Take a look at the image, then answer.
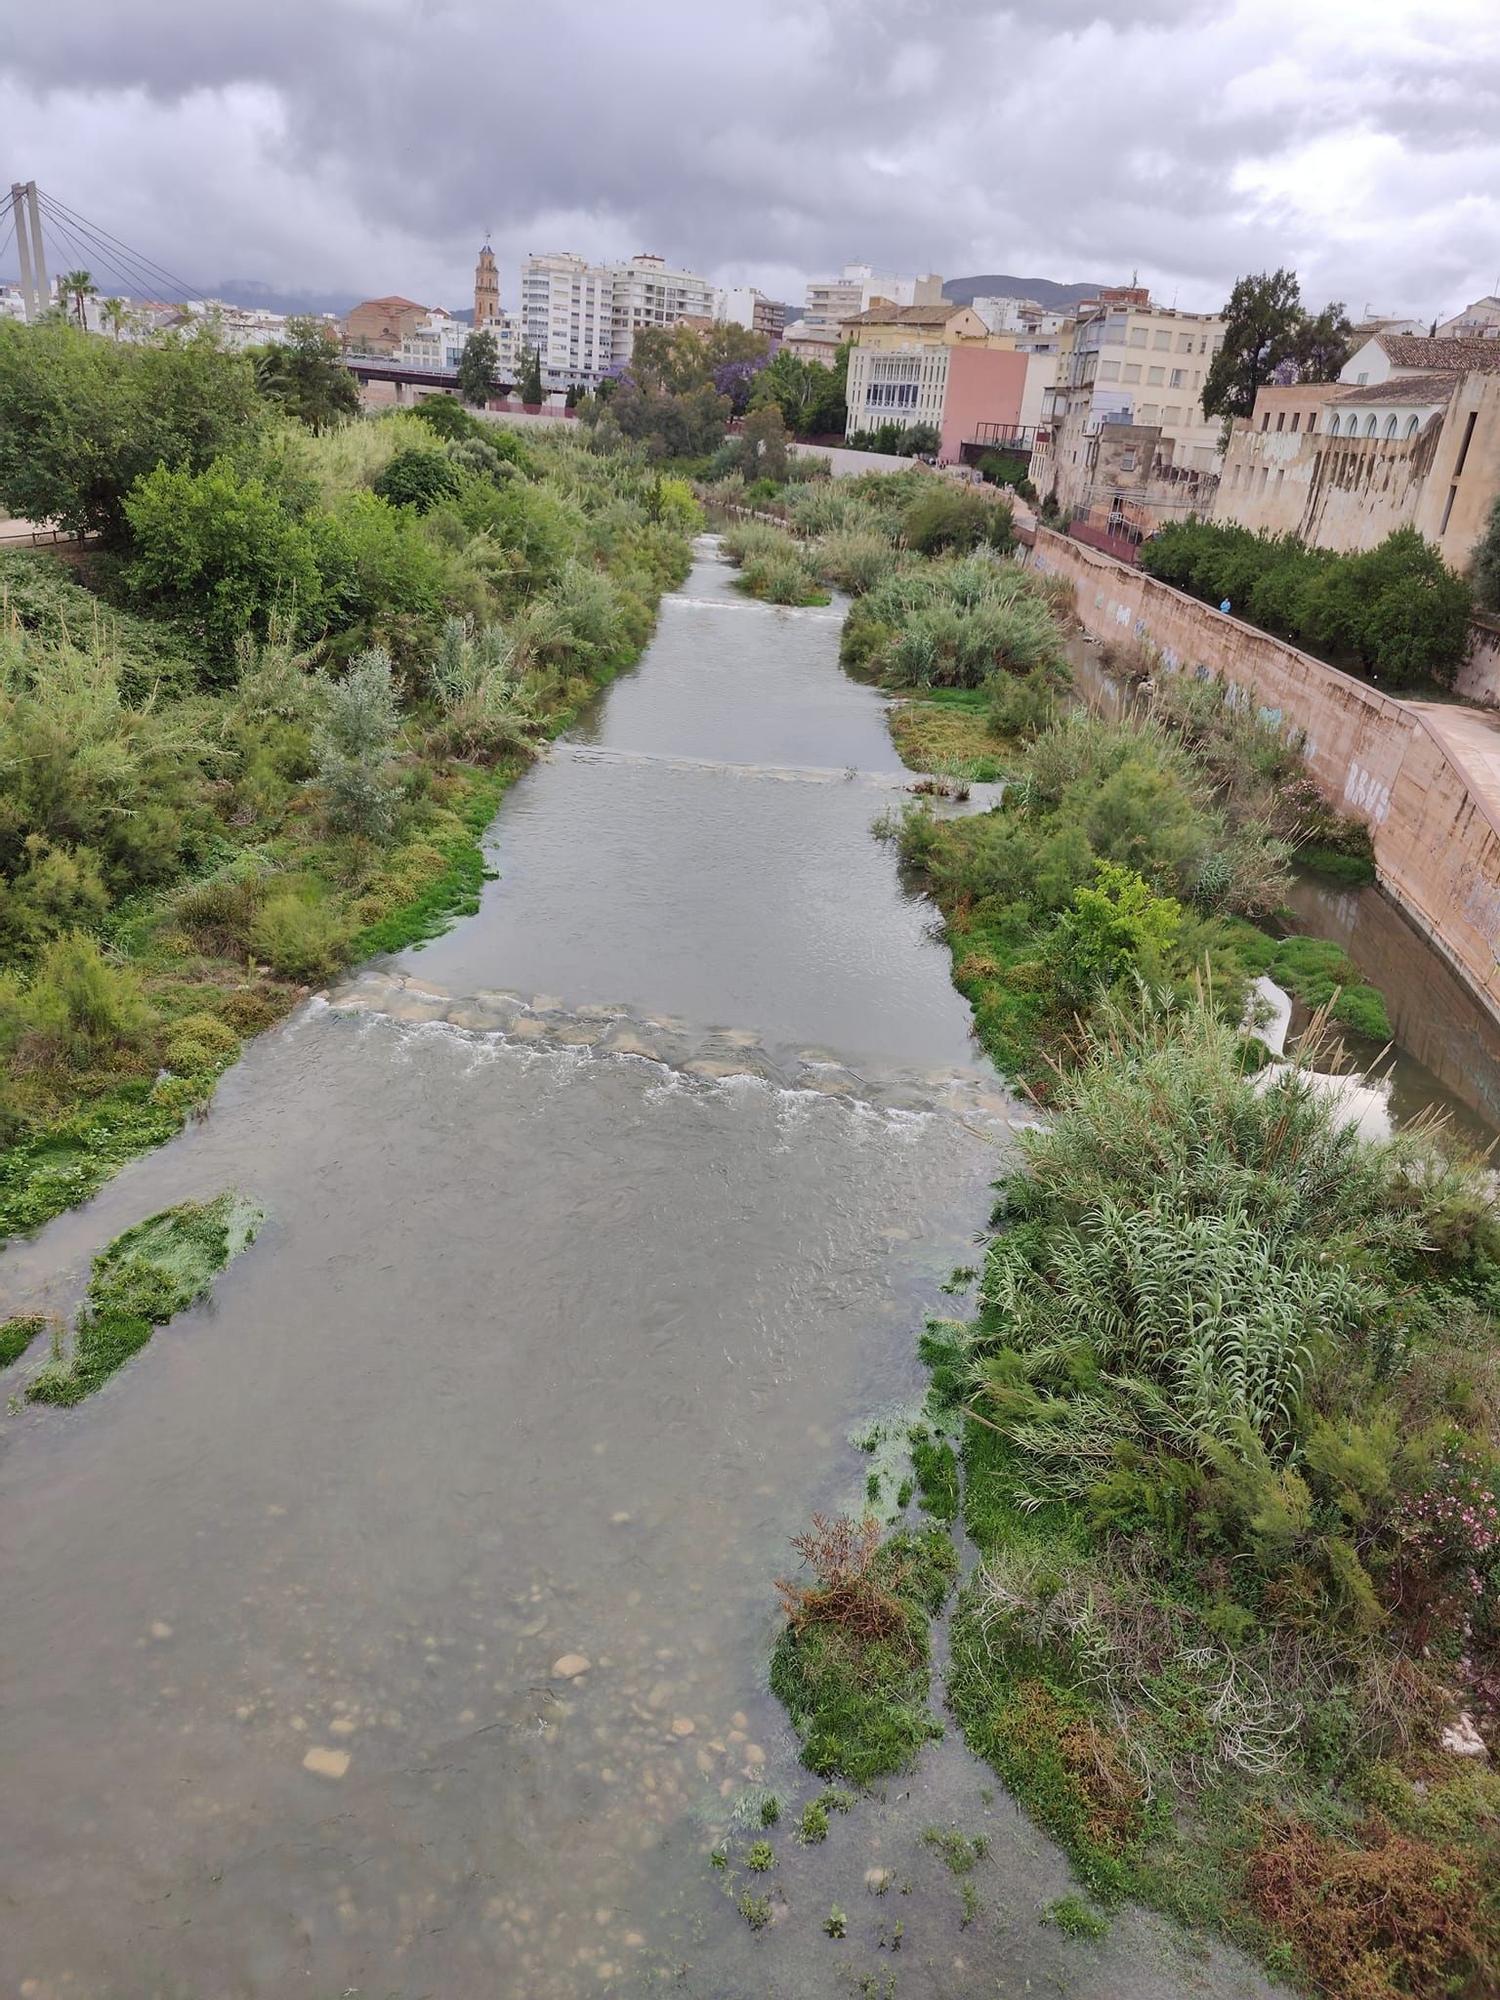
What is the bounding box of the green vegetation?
[759,1794,780,1827]
[738,1891,772,1930]
[25,1191,262,1405]
[823,1905,848,1939]
[1044,1894,1110,1941]
[797,1799,830,1844]
[939,997,1500,1996]
[920,1825,988,1874]
[1201,269,1352,423]
[720,520,830,607]
[1476,493,1500,616]
[771,1516,957,1785]
[745,1840,775,1872]
[0,1313,48,1367]
[1140,519,1472,689]
[0,317,699,1242]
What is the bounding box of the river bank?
[713,491,1500,2000]
[0,421,699,1244]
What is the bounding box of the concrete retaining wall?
[1026,527,1500,1025]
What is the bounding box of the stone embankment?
[1027,526,1500,1027]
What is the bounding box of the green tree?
[516,343,544,406]
[124,458,324,679]
[458,329,500,406]
[1474,495,1500,616]
[738,404,790,481]
[58,269,97,332]
[100,296,128,342]
[0,319,263,541]
[1202,269,1305,422]
[1294,301,1354,384]
[252,317,360,432]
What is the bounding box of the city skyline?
[2,0,1497,326]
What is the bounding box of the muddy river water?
[3,542,1307,1998]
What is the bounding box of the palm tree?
[101,296,128,341]
[58,269,97,331]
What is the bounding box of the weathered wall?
[1459,615,1500,708]
[1026,526,1500,1025]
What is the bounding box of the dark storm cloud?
[2,0,1496,315]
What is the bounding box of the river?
[1,539,1280,1999]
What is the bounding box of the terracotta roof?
[1333,371,1458,406]
[845,302,971,327]
[1376,333,1500,372]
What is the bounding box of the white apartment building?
[713,285,785,339]
[803,263,943,329]
[518,251,714,387]
[971,295,1067,336]
[399,308,517,374]
[1436,295,1500,341]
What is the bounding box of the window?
[1384,415,1398,438]
[1152,329,1171,350]
[1275,411,1286,430]
[1261,412,1270,431]
[1176,332,1193,352]
[1454,409,1479,477]
[1119,449,1137,471]
[1147,365,1165,385]
[1290,411,1301,432]
[1405,415,1420,438]
[1169,367,1186,388]
[1123,362,1142,383]
[1164,405,1181,425]
[1139,403,1159,423]
[1356,371,1369,384]
[1363,415,1377,437]
[1128,326,1148,347]
[1099,359,1120,382]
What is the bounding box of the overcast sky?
[2,0,1497,321]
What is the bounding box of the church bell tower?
[474,240,500,328]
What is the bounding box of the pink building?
[937,346,1028,462]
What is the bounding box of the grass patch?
[1265,933,1391,1040]
[1044,1894,1110,1940]
[25,1190,262,1405]
[888,699,1008,782]
[770,1517,957,1786]
[1299,845,1377,886]
[909,1423,959,1523]
[0,1313,49,1367]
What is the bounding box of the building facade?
[517,251,714,389]
[343,295,431,355]
[1436,296,1500,342]
[1028,287,1227,527]
[1212,353,1500,571]
[714,285,785,339]
[803,263,943,330]
[842,302,1028,459]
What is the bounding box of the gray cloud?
[2,0,1496,318]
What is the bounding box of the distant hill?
[944,273,1104,312]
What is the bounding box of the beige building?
[1437,295,1500,342]
[1212,337,1500,572]
[343,295,430,355]
[1029,286,1227,524]
[841,302,1001,436]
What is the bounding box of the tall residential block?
[519,250,714,389]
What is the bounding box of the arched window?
[1384,415,1398,438]
[1405,415,1420,438]
[1363,414,1378,437]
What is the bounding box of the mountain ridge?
[943,272,1104,312]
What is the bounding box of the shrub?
[903,484,1010,556]
[315,646,401,839]
[247,893,348,982]
[10,932,153,1069]
[372,445,460,513]
[1141,520,1472,687]
[813,528,893,595]
[124,458,325,680]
